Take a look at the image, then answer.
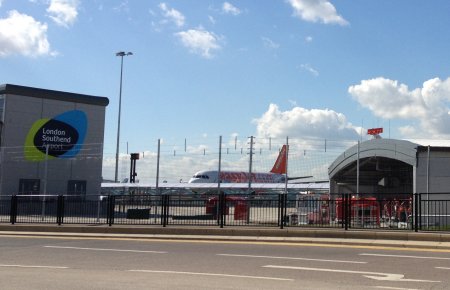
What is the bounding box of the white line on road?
[217,253,366,264]
[360,253,450,260]
[436,267,450,270]
[0,264,68,269]
[128,270,294,281]
[373,286,419,290]
[44,245,167,254]
[262,265,440,283]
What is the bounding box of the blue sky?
[1,1,450,181]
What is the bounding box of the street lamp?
[114,51,133,183]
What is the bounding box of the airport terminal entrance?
[330,156,413,194]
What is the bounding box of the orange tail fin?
[270,145,288,174]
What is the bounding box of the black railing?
[0,193,449,231]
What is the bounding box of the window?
[67,180,87,196]
[18,179,40,195]
[194,174,209,179]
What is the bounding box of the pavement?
[1,224,450,250]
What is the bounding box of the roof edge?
[328,138,419,179]
[0,84,109,107]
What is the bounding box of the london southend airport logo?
[24,110,87,161]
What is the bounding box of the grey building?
[328,138,450,225]
[0,84,109,196]
[328,138,450,194]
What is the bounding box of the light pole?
[114,51,133,183]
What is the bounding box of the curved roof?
[328,138,418,179]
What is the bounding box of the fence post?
[418,193,422,231]
[414,193,419,232]
[56,195,60,226]
[10,195,17,225]
[161,195,165,226]
[277,193,281,227]
[106,195,111,226]
[340,194,344,229]
[344,194,349,231]
[348,193,352,229]
[162,195,169,227]
[284,193,288,227]
[217,136,223,227]
[343,194,347,230]
[219,191,225,228]
[57,195,65,226]
[166,195,170,227]
[279,193,285,229]
[111,195,116,226]
[107,195,115,226]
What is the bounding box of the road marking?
[360,253,450,260]
[44,245,167,254]
[2,234,450,253]
[0,264,68,269]
[217,253,366,264]
[373,286,419,290]
[262,265,440,283]
[128,270,294,281]
[436,267,450,270]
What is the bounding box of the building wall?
[416,150,450,193]
[0,93,106,196]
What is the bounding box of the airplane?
[188,145,312,184]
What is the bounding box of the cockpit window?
[193,174,209,179]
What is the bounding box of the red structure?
[367,127,383,135]
[335,196,380,226]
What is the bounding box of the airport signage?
[25,110,87,161]
[367,127,383,135]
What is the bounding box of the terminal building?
[328,138,450,226]
[328,138,450,195]
[0,84,109,196]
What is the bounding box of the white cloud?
[253,104,360,140]
[288,99,298,106]
[0,0,3,8]
[287,0,348,26]
[349,77,450,138]
[113,0,130,13]
[159,2,185,27]
[175,28,222,59]
[208,15,216,24]
[47,0,79,28]
[0,10,54,57]
[300,63,319,76]
[305,35,313,42]
[222,2,241,16]
[262,37,280,49]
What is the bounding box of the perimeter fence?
[1,192,449,232]
[102,136,360,184]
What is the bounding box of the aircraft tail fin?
[270,145,288,174]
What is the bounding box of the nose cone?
[188,178,201,183]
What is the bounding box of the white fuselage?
[188,170,286,184]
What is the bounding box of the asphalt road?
[0,234,449,290]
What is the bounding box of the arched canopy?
[328,139,418,194]
[329,139,418,179]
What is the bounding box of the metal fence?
[1,193,449,232]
